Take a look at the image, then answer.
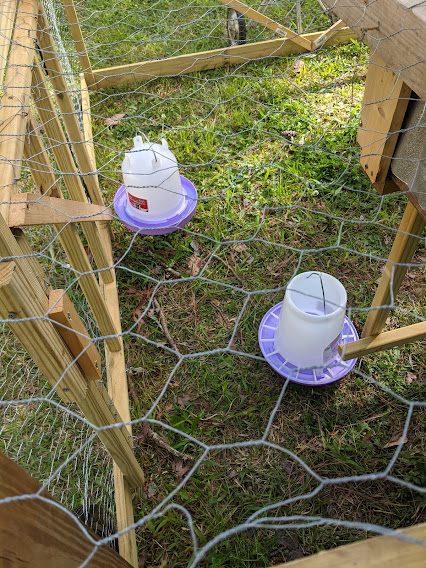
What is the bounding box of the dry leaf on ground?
[172,459,191,480]
[293,60,306,73]
[188,253,204,276]
[405,372,416,385]
[103,113,125,127]
[384,431,408,448]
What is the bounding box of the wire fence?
[0,0,425,566]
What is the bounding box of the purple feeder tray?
[258,301,358,386]
[114,175,197,235]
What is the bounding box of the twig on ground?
[212,254,242,283]
[153,298,180,353]
[141,423,194,462]
[127,372,139,403]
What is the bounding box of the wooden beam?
[49,288,102,381]
[312,19,346,48]
[79,77,138,565]
[0,261,144,487]
[271,523,426,568]
[0,0,17,88]
[362,201,425,338]
[8,193,113,227]
[23,109,121,353]
[36,8,105,209]
[31,60,114,285]
[90,28,357,89]
[340,321,426,360]
[319,0,426,98]
[60,0,94,85]
[0,451,133,568]
[0,261,87,404]
[0,0,37,221]
[216,0,312,50]
[357,53,412,193]
[12,227,50,295]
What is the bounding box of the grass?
[1,1,425,567]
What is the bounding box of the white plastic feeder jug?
[122,135,185,222]
[275,271,347,369]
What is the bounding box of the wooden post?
[60,0,95,86]
[357,53,412,194]
[31,60,114,285]
[362,201,425,338]
[49,288,102,381]
[0,261,144,487]
[81,73,139,567]
[0,0,37,220]
[0,451,133,568]
[0,0,17,87]
[23,109,121,352]
[36,8,105,210]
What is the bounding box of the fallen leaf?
[172,459,191,480]
[384,431,408,448]
[188,254,204,276]
[293,60,305,73]
[246,255,255,265]
[281,130,297,140]
[177,394,192,409]
[233,243,249,253]
[190,240,200,256]
[147,481,158,497]
[103,113,125,127]
[228,469,238,479]
[405,372,416,385]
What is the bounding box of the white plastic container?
[122,135,185,222]
[275,271,347,368]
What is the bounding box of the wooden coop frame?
[0,0,425,567]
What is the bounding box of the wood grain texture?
[8,193,113,227]
[31,61,114,285]
[49,288,102,381]
[90,29,357,89]
[36,8,104,208]
[340,321,426,360]
[0,0,17,87]
[320,0,426,98]
[79,79,139,564]
[362,201,425,337]
[357,53,412,193]
[0,261,87,403]
[312,19,346,48]
[0,450,133,568]
[271,524,426,568]
[216,0,312,49]
[60,0,94,84]
[0,0,37,220]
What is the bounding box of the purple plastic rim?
[113,175,197,235]
[258,301,359,385]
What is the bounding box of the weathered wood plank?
[357,53,412,193]
[320,0,426,98]
[362,201,425,337]
[271,523,426,568]
[0,0,17,88]
[340,321,426,360]
[60,0,94,85]
[90,29,357,89]
[0,451,133,568]
[8,193,113,227]
[49,288,102,381]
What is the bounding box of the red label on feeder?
[128,193,148,212]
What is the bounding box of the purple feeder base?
[114,175,197,236]
[258,302,359,386]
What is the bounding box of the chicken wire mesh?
[0,0,425,566]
